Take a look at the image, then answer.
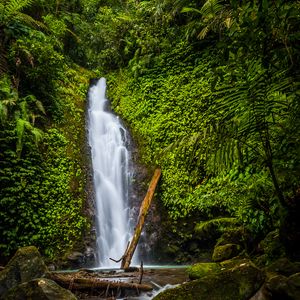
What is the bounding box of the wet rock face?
[0,246,49,296]
[154,260,265,300]
[4,278,77,300]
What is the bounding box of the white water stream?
[88,78,133,267]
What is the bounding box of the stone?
[66,251,84,268]
[258,230,285,263]
[216,227,248,247]
[249,284,272,300]
[265,257,300,276]
[4,278,77,300]
[153,260,265,300]
[287,272,300,299]
[265,272,300,299]
[0,246,48,296]
[212,243,240,262]
[187,262,221,280]
[265,274,288,298]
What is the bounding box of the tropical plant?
[0,0,46,76]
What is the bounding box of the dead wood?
[121,168,161,269]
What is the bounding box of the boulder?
[258,230,285,263]
[4,278,77,300]
[153,260,265,300]
[212,243,240,262]
[0,246,48,296]
[287,273,300,299]
[266,272,300,300]
[265,257,300,276]
[216,227,248,247]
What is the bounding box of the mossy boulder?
[4,278,77,300]
[266,272,300,300]
[154,260,265,300]
[187,262,221,280]
[265,257,300,276]
[258,230,285,259]
[194,218,238,240]
[212,243,240,262]
[0,246,49,296]
[216,227,248,247]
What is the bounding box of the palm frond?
[181,7,201,14]
[200,0,223,16]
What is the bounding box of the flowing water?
[88,78,134,267]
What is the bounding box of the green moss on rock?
[265,257,300,276]
[154,260,265,300]
[212,243,240,262]
[187,262,221,280]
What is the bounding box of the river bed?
[57,266,188,300]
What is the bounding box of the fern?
[4,0,33,19]
[195,217,238,237]
[200,0,223,16]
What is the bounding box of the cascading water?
[88,78,134,267]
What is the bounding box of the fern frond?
[0,46,8,76]
[31,127,43,144]
[0,101,8,122]
[181,7,201,14]
[200,0,223,16]
[4,0,33,18]
[15,12,48,30]
[198,26,210,39]
[35,100,46,115]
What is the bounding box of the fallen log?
[49,273,153,292]
[121,168,161,269]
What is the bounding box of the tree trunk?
[121,168,161,269]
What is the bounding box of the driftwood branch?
[121,168,161,269]
[139,261,144,284]
[109,241,130,263]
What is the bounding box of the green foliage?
[1,0,300,262]
[105,0,300,242]
[0,4,91,258]
[0,128,86,258]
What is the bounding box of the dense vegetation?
[0,0,92,261]
[1,0,300,264]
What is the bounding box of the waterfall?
[88,78,133,267]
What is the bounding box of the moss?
[212,244,241,262]
[265,257,300,276]
[154,260,265,300]
[187,262,221,280]
[216,227,248,247]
